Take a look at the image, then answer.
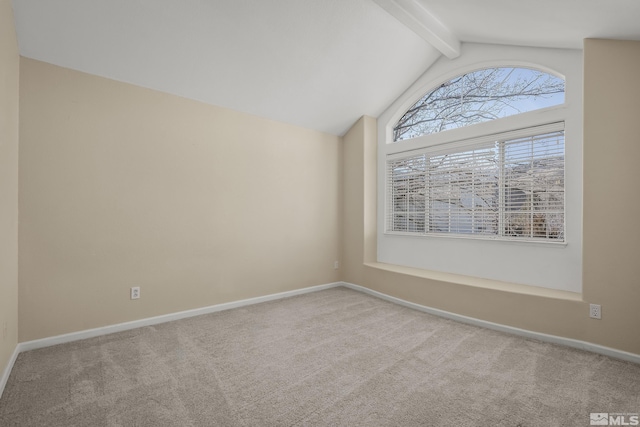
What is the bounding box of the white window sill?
[363,261,583,301]
[383,231,568,248]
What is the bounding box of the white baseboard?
[0,344,20,399]
[2,282,339,398]
[19,282,342,353]
[341,281,640,365]
[3,279,637,400]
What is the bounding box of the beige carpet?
[1,287,639,426]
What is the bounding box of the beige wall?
[18,58,341,341]
[343,39,640,355]
[11,36,640,355]
[342,116,377,286]
[582,39,640,352]
[0,0,20,378]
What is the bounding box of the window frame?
[384,65,569,244]
[385,121,567,245]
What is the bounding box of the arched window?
[378,45,583,293]
[393,67,565,142]
[386,67,566,242]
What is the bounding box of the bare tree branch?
[394,68,564,141]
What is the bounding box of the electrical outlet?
[589,304,601,319]
[130,287,140,300]
[334,261,339,269]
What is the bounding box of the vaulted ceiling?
[10,0,640,135]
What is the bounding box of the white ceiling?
[419,0,640,50]
[10,0,640,135]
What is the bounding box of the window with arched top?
[393,67,565,142]
[386,67,567,242]
[378,45,583,293]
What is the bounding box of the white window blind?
[386,124,565,242]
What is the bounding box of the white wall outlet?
[334,261,339,269]
[130,287,140,300]
[589,303,601,319]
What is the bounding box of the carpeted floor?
[1,287,639,426]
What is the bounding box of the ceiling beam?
[372,0,461,59]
